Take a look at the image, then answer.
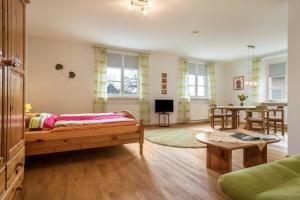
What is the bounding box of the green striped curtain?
[207,62,217,104]
[251,57,262,105]
[93,47,108,113]
[178,59,190,123]
[139,54,151,125]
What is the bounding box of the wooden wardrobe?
[0,0,29,199]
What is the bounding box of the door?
[6,67,24,160]
[7,0,25,68]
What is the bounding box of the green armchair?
[218,155,300,200]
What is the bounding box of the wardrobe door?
[0,0,7,59]
[0,0,6,166]
[7,0,25,68]
[0,66,3,166]
[6,67,24,160]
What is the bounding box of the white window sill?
[261,101,288,106]
[190,97,209,100]
[108,96,139,99]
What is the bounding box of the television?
[155,100,174,113]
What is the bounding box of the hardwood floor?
[24,123,287,200]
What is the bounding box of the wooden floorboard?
[24,123,287,200]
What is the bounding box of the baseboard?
[145,120,210,128]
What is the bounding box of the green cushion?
[253,177,300,200]
[276,156,300,174]
[218,155,300,200]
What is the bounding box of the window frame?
[267,61,288,102]
[187,62,209,99]
[107,51,139,98]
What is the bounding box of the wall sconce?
[55,64,76,79]
[55,64,64,70]
[68,71,76,79]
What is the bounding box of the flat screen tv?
[155,100,174,113]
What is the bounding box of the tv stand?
[158,112,170,127]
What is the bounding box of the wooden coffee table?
[196,132,280,173]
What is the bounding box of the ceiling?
[27,0,288,61]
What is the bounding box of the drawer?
[2,170,24,200]
[0,166,5,198]
[6,148,25,189]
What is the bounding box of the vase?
[240,102,244,106]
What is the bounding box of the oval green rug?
[145,128,206,148]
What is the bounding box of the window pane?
[189,86,196,96]
[271,76,285,89]
[107,82,121,95]
[107,68,121,82]
[188,75,196,85]
[197,86,205,97]
[124,69,138,94]
[269,63,286,77]
[271,90,283,100]
[197,64,207,76]
[124,55,138,69]
[107,53,122,68]
[197,75,205,86]
[270,76,286,100]
[188,63,197,74]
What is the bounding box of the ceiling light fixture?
[192,31,199,36]
[245,45,257,86]
[128,0,153,15]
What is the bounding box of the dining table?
[217,105,256,129]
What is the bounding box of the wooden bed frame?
[25,111,144,156]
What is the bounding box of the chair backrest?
[270,106,284,118]
[256,105,268,111]
[210,104,217,108]
[209,104,224,115]
[277,106,284,110]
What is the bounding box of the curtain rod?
[92,45,151,55]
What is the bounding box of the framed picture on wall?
[233,76,244,90]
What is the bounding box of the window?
[107,53,139,96]
[188,63,208,98]
[268,62,287,101]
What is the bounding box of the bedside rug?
[145,128,206,148]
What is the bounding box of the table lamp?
[25,103,32,113]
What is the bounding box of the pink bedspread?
[57,113,126,121]
[54,113,135,127]
[26,113,135,131]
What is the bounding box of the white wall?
[223,54,288,122]
[224,56,288,105]
[26,36,94,114]
[288,0,300,155]
[26,36,226,124]
[148,53,179,124]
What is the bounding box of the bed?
[25,111,144,156]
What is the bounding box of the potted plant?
[237,94,248,106]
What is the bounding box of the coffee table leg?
[231,110,237,129]
[206,145,232,173]
[243,146,267,168]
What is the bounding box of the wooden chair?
[245,105,268,133]
[225,103,240,127]
[209,104,225,129]
[267,106,285,136]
